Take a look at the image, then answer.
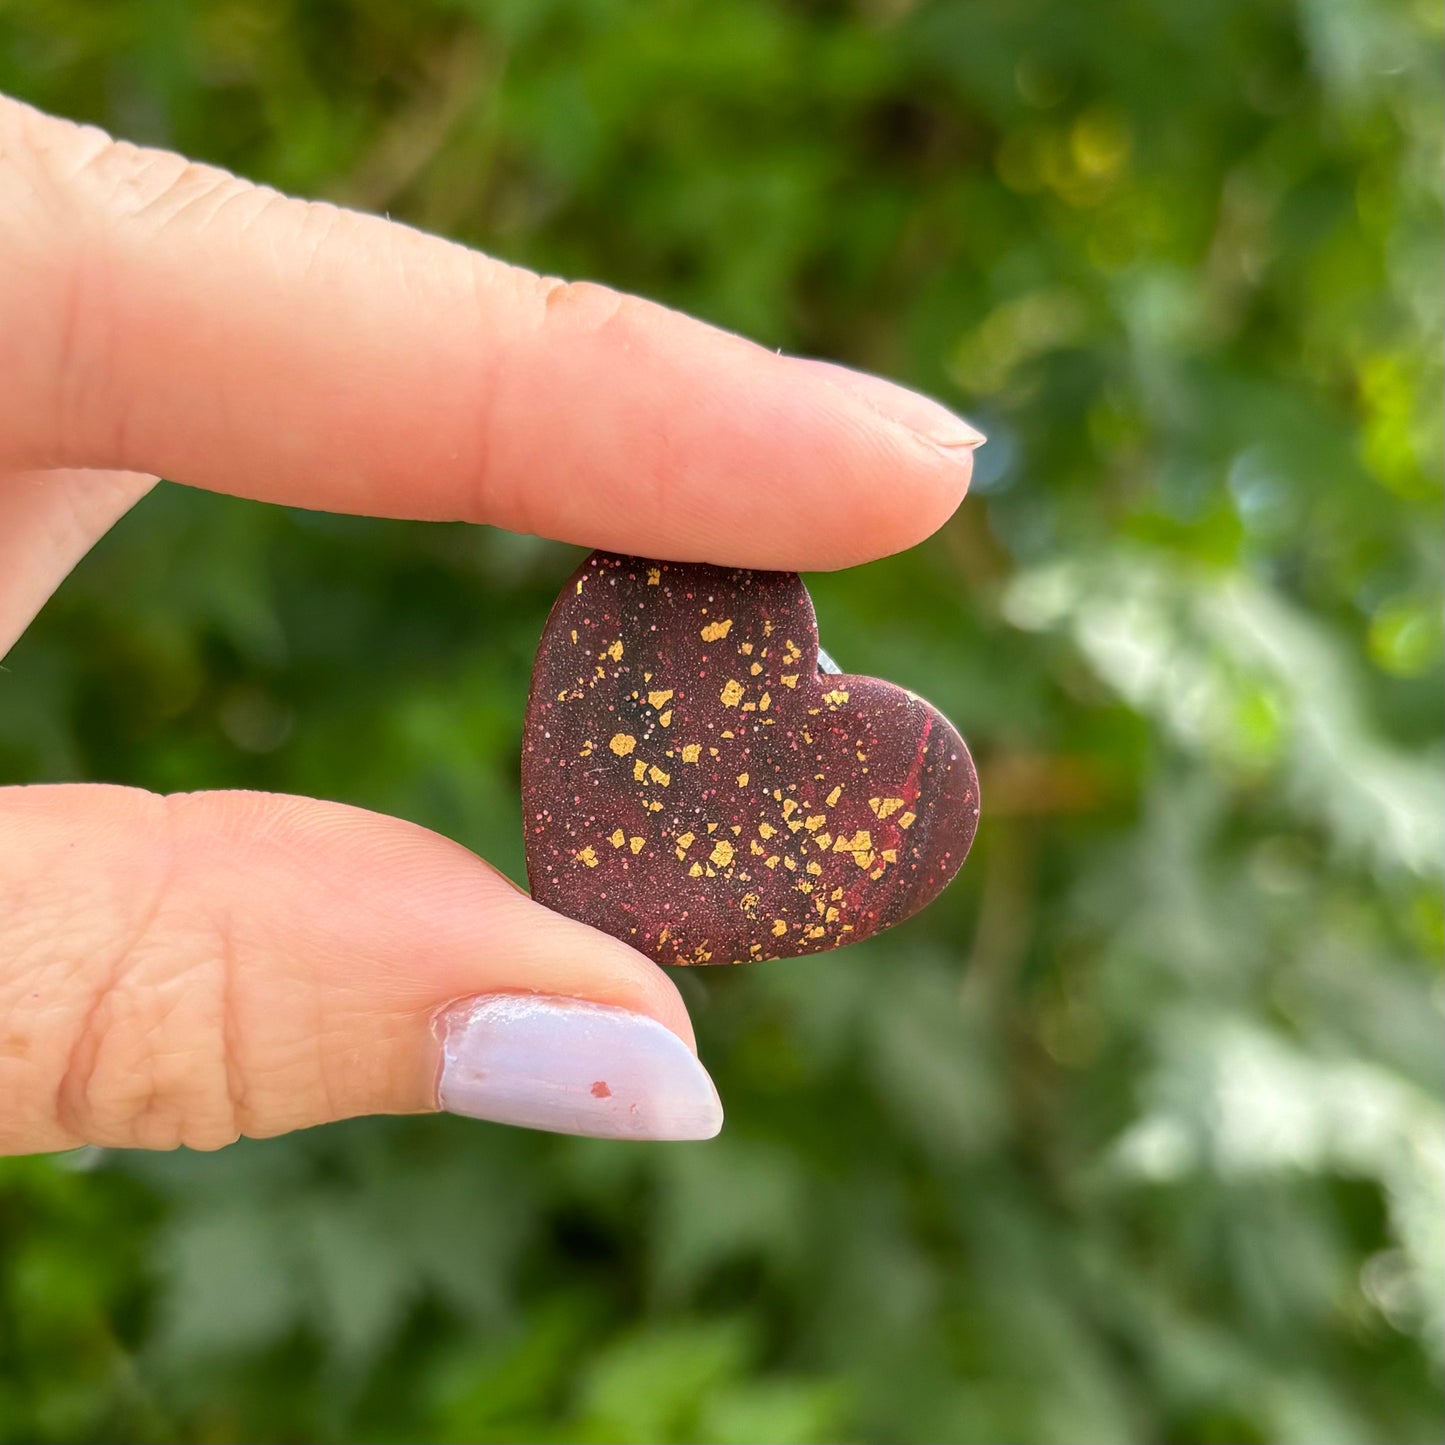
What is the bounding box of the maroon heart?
[522,552,979,965]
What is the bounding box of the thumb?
[0,785,721,1154]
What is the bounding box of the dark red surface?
[522,552,979,965]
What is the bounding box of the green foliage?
[1,0,1441,1440]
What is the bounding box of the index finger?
[0,96,980,571]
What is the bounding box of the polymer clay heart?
[522,552,979,966]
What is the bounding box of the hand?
[0,95,981,1154]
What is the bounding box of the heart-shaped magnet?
[522,553,979,965]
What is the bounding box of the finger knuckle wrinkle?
[539,277,629,335]
[56,816,243,1151]
[78,139,256,241]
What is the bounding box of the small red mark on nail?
[590,1080,612,1098]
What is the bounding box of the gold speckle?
[749,662,763,675]
[646,799,664,812]
[575,579,584,595]
[630,836,645,854]
[701,619,734,643]
[781,798,799,818]
[676,831,696,853]
[765,855,781,869]
[609,733,636,756]
[710,839,735,867]
[749,839,765,856]
[606,639,624,662]
[796,880,814,894]
[784,856,797,871]
[898,811,917,829]
[688,862,704,878]
[648,765,671,787]
[780,674,799,688]
[759,821,777,839]
[647,567,661,585]
[579,740,595,757]
[771,919,788,937]
[854,850,876,869]
[681,744,702,763]
[806,860,823,875]
[815,831,833,851]
[759,692,771,712]
[648,689,674,709]
[741,701,757,712]
[610,829,625,848]
[805,924,826,940]
[709,746,720,756]
[575,846,599,868]
[707,822,718,834]
[570,629,578,645]
[740,641,754,655]
[633,759,647,782]
[740,892,760,915]
[763,620,774,636]
[783,639,802,663]
[804,814,825,832]
[882,848,898,863]
[870,796,906,819]
[720,679,745,707]
[720,730,735,739]
[824,688,850,707]
[736,772,750,787]
[658,926,671,945]
[658,710,673,727]
[826,785,843,807]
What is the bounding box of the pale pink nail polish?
[436,994,723,1141]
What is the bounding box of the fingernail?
[435,994,723,1141]
[788,356,986,450]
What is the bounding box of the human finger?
[0,468,155,658]
[0,95,980,572]
[0,784,721,1155]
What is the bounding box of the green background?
[2,1,1442,1441]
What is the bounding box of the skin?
[0,94,977,1156]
